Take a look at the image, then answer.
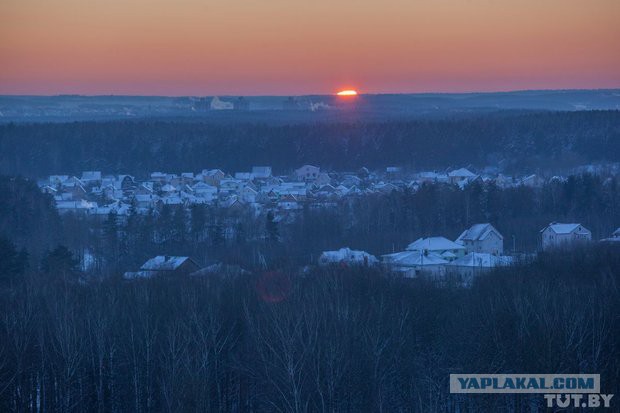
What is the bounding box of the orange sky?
[1,0,619,95]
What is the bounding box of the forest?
[0,244,618,412]
[1,119,620,411]
[0,110,619,177]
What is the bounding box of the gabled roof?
[542,223,589,234]
[278,194,298,202]
[448,168,476,178]
[456,223,503,243]
[406,237,466,252]
[140,256,194,271]
[382,250,448,266]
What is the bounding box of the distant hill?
[0,89,619,123]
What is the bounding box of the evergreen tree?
[41,245,79,279]
[266,211,280,243]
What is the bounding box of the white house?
[319,248,378,267]
[382,250,448,278]
[295,165,320,181]
[448,168,476,184]
[251,166,272,179]
[446,253,514,284]
[456,223,504,255]
[540,222,592,250]
[406,237,466,259]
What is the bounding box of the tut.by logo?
[544,394,613,409]
[450,374,613,409]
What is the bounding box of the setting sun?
[336,90,358,96]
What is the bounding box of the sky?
[1,0,619,96]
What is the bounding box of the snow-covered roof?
[140,256,192,271]
[543,223,589,235]
[448,168,476,178]
[456,223,502,243]
[406,237,466,252]
[251,166,272,177]
[382,251,448,266]
[449,253,513,268]
[161,184,177,192]
[319,248,378,265]
[441,251,457,259]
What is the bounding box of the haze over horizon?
[1,0,619,96]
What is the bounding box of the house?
[202,169,226,187]
[448,168,476,185]
[341,175,361,187]
[192,182,217,202]
[124,256,201,279]
[251,166,272,179]
[381,250,448,278]
[319,248,378,267]
[235,172,253,180]
[135,194,159,209]
[49,175,69,187]
[540,222,592,250]
[81,171,102,184]
[314,172,332,186]
[277,194,301,210]
[55,199,97,215]
[180,172,195,184]
[601,228,620,243]
[150,172,167,183]
[240,186,258,203]
[447,253,514,284]
[406,237,466,259]
[295,165,320,181]
[456,223,504,255]
[520,174,545,188]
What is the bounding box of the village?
[38,165,620,285]
[39,163,620,219]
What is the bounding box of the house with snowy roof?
[406,236,466,260]
[456,223,504,255]
[124,255,201,279]
[295,165,320,182]
[381,250,448,278]
[251,166,272,179]
[601,228,620,243]
[202,169,227,187]
[540,222,591,250]
[448,168,476,185]
[319,247,378,267]
[447,252,514,284]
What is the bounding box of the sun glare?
[336,89,358,96]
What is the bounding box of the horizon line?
[1,87,619,99]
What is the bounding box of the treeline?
[1,110,619,177]
[322,173,620,255]
[1,245,618,412]
[0,176,61,257]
